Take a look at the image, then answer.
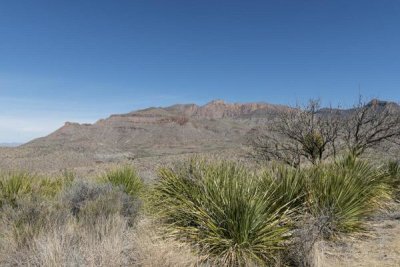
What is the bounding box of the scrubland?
[0,156,399,266]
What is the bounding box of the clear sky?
[1,0,399,143]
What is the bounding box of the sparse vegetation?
[1,156,398,266]
[0,170,142,266]
[1,153,399,267]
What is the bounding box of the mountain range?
[0,99,398,172]
[22,100,290,159]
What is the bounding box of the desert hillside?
[0,99,399,174]
[0,100,290,172]
[24,99,290,155]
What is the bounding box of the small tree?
[343,98,400,157]
[251,100,341,167]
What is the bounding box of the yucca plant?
[305,159,391,237]
[260,164,306,212]
[0,173,33,208]
[151,159,293,266]
[386,160,400,200]
[103,165,143,197]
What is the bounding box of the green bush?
[103,165,143,197]
[0,173,33,208]
[305,159,390,236]
[151,159,293,266]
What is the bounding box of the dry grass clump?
[1,212,135,266]
[0,166,142,267]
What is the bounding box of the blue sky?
[1,0,400,143]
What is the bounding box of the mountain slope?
[21,100,289,161]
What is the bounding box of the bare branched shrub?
[343,98,400,157]
[252,100,341,167]
[286,215,332,267]
[251,97,400,166]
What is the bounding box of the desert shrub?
[305,158,391,237]
[151,159,293,266]
[264,158,393,265]
[103,165,143,197]
[61,181,140,225]
[386,160,400,200]
[0,172,33,208]
[260,164,307,212]
[259,165,314,266]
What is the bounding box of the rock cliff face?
[163,100,288,119]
